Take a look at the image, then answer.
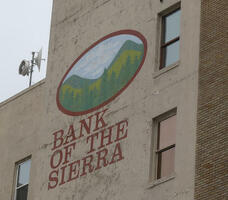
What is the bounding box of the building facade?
[0,0,227,200]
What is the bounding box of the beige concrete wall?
[0,0,201,200]
[0,80,46,200]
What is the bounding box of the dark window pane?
[159,115,176,150]
[164,40,179,67]
[17,160,31,187]
[158,148,175,178]
[164,9,180,43]
[16,185,28,200]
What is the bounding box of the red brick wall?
[195,0,228,199]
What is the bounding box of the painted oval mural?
[57,30,147,116]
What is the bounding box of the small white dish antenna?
[34,48,45,71]
[18,48,45,86]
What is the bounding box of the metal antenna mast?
[18,49,45,87]
[29,52,35,87]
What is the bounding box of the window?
[160,8,180,69]
[152,109,176,181]
[14,159,31,200]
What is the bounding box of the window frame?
[150,108,177,183]
[159,5,181,69]
[14,157,31,200]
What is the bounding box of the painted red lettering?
[63,125,76,145]
[115,120,128,142]
[52,130,64,150]
[95,148,109,170]
[62,143,76,165]
[79,115,93,137]
[98,126,114,149]
[50,149,63,169]
[59,165,67,185]
[93,109,108,131]
[80,155,94,176]
[86,132,99,154]
[67,160,80,182]
[110,143,124,164]
[48,170,59,190]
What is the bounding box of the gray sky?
[0,0,53,102]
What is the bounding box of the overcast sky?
[0,0,53,102]
[64,35,142,80]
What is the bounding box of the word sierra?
[48,109,128,189]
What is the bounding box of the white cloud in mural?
[64,34,142,81]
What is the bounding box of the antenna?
[34,48,45,71]
[18,48,45,87]
[19,60,30,76]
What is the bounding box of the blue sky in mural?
[64,34,142,81]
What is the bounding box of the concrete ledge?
[153,61,180,79]
[146,174,175,189]
[0,79,46,108]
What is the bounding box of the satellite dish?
[34,48,43,71]
[19,60,30,76]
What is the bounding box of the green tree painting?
[59,39,144,112]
